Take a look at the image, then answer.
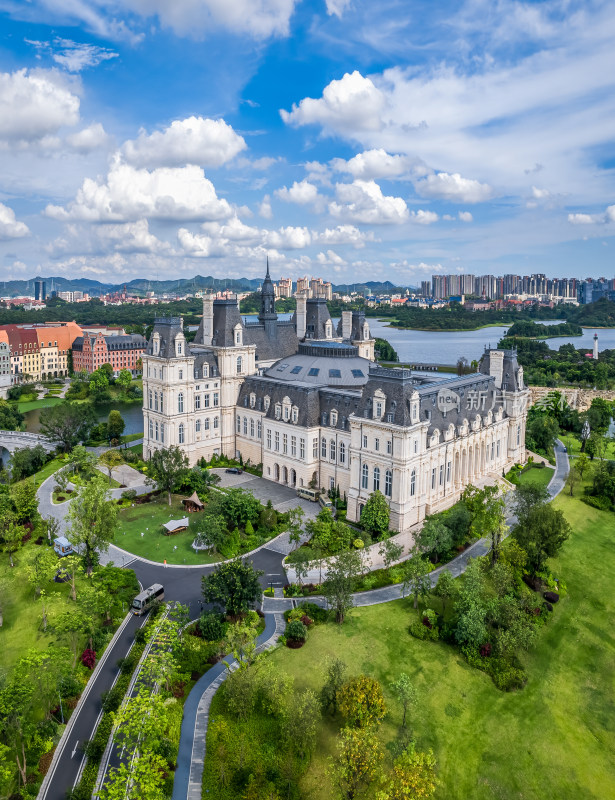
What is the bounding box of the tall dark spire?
[259,256,277,337]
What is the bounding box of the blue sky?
[0,0,614,286]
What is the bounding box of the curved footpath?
[170,440,569,799]
[37,442,568,800]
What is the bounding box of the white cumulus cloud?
[66,122,112,153]
[264,226,311,249]
[568,204,615,225]
[0,69,80,145]
[329,179,408,224]
[458,211,473,222]
[409,209,439,225]
[122,116,246,169]
[258,194,273,219]
[275,179,320,205]
[0,203,30,239]
[314,224,375,248]
[414,172,493,204]
[331,149,417,180]
[281,71,386,134]
[45,161,233,222]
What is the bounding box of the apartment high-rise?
[34,279,46,301]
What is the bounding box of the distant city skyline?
[0,1,614,284]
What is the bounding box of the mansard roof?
[146,317,184,358]
[301,297,333,340]
[244,320,298,361]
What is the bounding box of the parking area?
[211,468,321,522]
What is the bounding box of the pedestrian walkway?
[172,612,285,800]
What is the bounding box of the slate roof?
[146,317,184,358]
[244,320,298,362]
[106,334,146,351]
[478,348,524,392]
[264,341,371,387]
[301,297,334,340]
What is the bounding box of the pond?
[23,401,144,435]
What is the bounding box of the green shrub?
[101,686,123,713]
[286,619,308,641]
[409,613,439,641]
[199,611,225,641]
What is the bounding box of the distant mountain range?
[0,275,412,297]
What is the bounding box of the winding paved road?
[37,443,569,800]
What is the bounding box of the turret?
[258,258,278,338]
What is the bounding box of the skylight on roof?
[329,369,341,378]
[351,369,364,378]
[290,365,302,374]
[308,368,320,376]
[277,363,289,371]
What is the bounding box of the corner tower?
[258,258,278,338]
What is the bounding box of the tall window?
[160,423,164,443]
[313,438,318,458]
[300,438,305,459]
[376,401,383,418]
[178,392,184,413]
[410,469,416,496]
[236,415,241,433]
[439,464,444,486]
[375,438,380,451]
[267,429,272,449]
[243,417,248,435]
[149,390,152,409]
[154,391,159,411]
[213,392,219,407]
[257,420,262,439]
[385,469,392,497]
[362,434,368,448]
[283,434,288,454]
[491,442,495,460]
[361,463,369,489]
[387,440,392,455]
[213,416,219,429]
[195,394,201,410]
[446,461,451,482]
[155,421,159,441]
[275,431,280,451]
[330,439,336,460]
[291,436,296,456]
[517,424,520,445]
[250,419,255,437]
[178,423,185,444]
[339,441,345,464]
[160,394,163,413]
[196,419,201,433]
[237,356,243,374]
[321,437,327,457]
[149,419,153,438]
[204,418,210,430]
[496,440,500,457]
[204,393,210,408]
[431,468,436,490]
[178,369,183,379]
[373,466,380,491]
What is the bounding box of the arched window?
[385,469,392,497]
[250,418,255,437]
[196,419,201,433]
[330,439,336,460]
[410,469,416,497]
[339,441,345,464]
[204,418,210,430]
[362,463,369,489]
[237,356,243,374]
[257,420,262,439]
[213,416,219,429]
[178,423,184,444]
[148,419,153,438]
[178,392,184,413]
[373,466,380,491]
[321,437,327,458]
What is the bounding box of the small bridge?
[0,431,57,455]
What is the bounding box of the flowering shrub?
[480,643,492,658]
[81,648,96,669]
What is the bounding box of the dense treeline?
[505,320,582,338]
[0,298,203,327]
[498,336,615,387]
[328,297,615,331]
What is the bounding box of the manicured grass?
[560,432,615,461]
[515,464,554,489]
[125,443,143,456]
[116,495,219,564]
[206,490,615,800]
[17,396,63,413]
[122,432,143,443]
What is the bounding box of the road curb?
[36,612,133,800]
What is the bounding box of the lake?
[23,401,144,435]
[362,318,615,365]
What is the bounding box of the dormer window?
[330,410,338,426]
[177,342,182,355]
[292,406,298,423]
[264,395,270,411]
[234,324,243,346]
[373,389,386,420]
[275,403,282,420]
[249,392,256,409]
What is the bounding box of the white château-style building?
[142,265,528,532]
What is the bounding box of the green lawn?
[515,463,554,489]
[115,495,219,564]
[17,396,63,413]
[560,433,615,461]
[11,455,66,490]
[205,489,615,800]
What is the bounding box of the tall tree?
[147,446,188,505]
[463,484,507,565]
[322,548,363,623]
[390,673,417,730]
[99,449,124,485]
[378,536,403,570]
[360,490,390,539]
[282,689,321,760]
[67,475,118,574]
[107,409,125,441]
[201,560,263,617]
[332,726,384,800]
[433,570,457,615]
[401,555,431,610]
[2,520,26,567]
[116,368,133,389]
[384,745,438,800]
[416,518,453,563]
[39,401,97,452]
[512,504,571,574]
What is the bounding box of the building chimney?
[202,295,214,346]
[296,293,307,339]
[341,310,352,340]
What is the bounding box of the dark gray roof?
[244,320,298,362]
[479,348,524,392]
[146,317,184,358]
[300,297,334,340]
[106,334,146,350]
[264,341,371,387]
[192,350,220,378]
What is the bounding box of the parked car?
[225,467,243,474]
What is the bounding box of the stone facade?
[142,266,528,532]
